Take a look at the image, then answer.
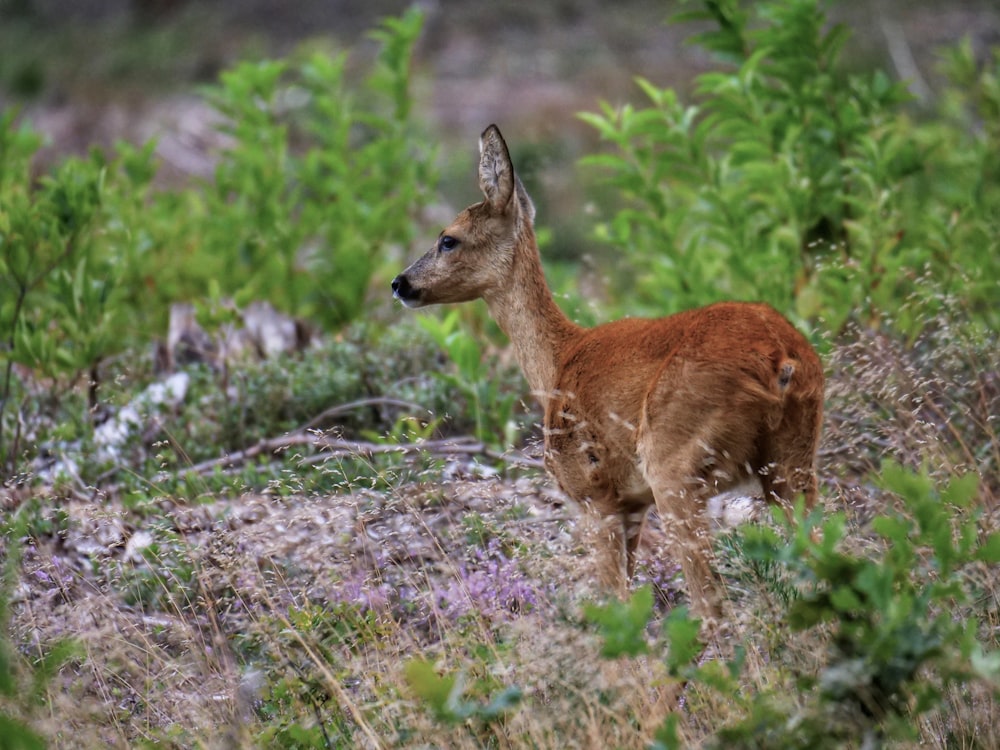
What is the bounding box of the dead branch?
[184,430,543,477]
[298,396,432,432]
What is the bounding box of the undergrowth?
[3,309,998,748]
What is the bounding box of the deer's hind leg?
[636,370,765,623]
[637,433,731,623]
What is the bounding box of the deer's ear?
[515,176,535,224]
[478,124,515,213]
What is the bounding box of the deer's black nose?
[391,274,411,299]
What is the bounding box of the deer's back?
[557,301,819,408]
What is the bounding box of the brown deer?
[392,125,824,624]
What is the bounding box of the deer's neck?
[484,236,581,403]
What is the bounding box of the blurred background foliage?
[1,0,998,468]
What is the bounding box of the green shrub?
[0,114,132,471]
[150,7,434,330]
[2,9,437,476]
[586,463,1000,749]
[418,311,525,449]
[107,8,434,335]
[404,658,522,725]
[580,0,1000,336]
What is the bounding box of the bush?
[107,8,434,333]
[580,0,1000,336]
[1,9,436,475]
[190,8,434,329]
[585,463,1000,749]
[0,114,131,472]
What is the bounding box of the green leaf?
[853,562,895,611]
[788,594,834,630]
[941,471,979,508]
[403,659,521,724]
[829,585,864,613]
[583,586,654,658]
[0,715,45,750]
[878,459,934,503]
[403,659,457,719]
[650,713,682,750]
[478,686,523,720]
[976,531,1000,564]
[663,606,703,675]
[871,515,911,546]
[28,638,79,703]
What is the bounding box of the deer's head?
[392,124,535,308]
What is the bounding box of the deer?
[392,124,824,626]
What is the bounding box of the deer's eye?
[439,235,459,252]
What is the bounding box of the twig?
[298,396,432,432]
[184,431,543,476]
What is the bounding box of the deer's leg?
[653,480,726,624]
[637,410,732,623]
[624,506,647,581]
[582,496,649,596]
[589,506,648,598]
[588,508,629,596]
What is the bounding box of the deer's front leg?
[624,505,648,581]
[582,503,635,597]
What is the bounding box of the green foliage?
[144,322,456,482]
[731,463,999,744]
[583,585,655,658]
[581,0,1000,336]
[0,113,131,469]
[247,602,392,748]
[404,658,522,724]
[662,605,705,676]
[197,15,425,326]
[586,464,999,748]
[129,7,433,331]
[2,9,436,476]
[113,532,198,611]
[2,313,466,500]
[418,310,523,448]
[462,512,502,550]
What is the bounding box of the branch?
[298,396,432,432]
[183,431,543,477]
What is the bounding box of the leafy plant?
[2,8,438,478]
[583,585,657,659]
[404,658,522,724]
[589,462,1000,749]
[189,7,433,329]
[0,113,130,472]
[418,310,523,448]
[729,463,1000,746]
[0,511,78,750]
[580,0,1000,336]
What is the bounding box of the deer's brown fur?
[392,125,823,623]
